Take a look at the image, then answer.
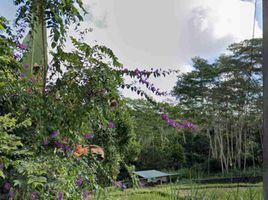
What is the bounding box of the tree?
[126,99,200,171]
[0,13,138,198]
[173,38,263,174]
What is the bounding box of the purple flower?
[123,68,128,72]
[161,114,169,122]
[54,141,64,150]
[13,53,21,60]
[0,162,5,170]
[24,63,30,68]
[182,121,198,129]
[20,73,26,78]
[83,191,91,199]
[43,139,49,145]
[4,182,12,190]
[168,119,176,128]
[174,121,181,128]
[58,192,63,200]
[30,191,38,200]
[84,133,94,140]
[134,68,140,76]
[16,43,27,49]
[9,191,15,199]
[65,145,71,152]
[76,176,83,186]
[108,121,115,129]
[178,124,184,129]
[51,130,59,139]
[183,121,192,128]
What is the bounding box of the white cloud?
[68,0,262,101]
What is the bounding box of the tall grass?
[90,182,263,200]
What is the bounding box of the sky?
[0,0,263,101]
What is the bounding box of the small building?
[133,170,171,185]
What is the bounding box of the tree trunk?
[243,127,247,172]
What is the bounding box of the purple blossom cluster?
[84,133,94,139]
[0,183,14,199]
[54,141,71,152]
[4,182,12,190]
[83,191,91,199]
[30,191,38,200]
[108,121,115,129]
[58,192,63,200]
[0,162,5,170]
[161,114,198,130]
[43,138,49,145]
[9,191,15,199]
[16,42,27,50]
[43,131,72,153]
[20,73,26,78]
[76,175,83,186]
[51,130,60,139]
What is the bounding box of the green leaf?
[0,170,5,179]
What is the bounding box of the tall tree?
[173,39,263,174]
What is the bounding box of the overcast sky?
[0,0,263,101]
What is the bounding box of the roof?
[133,170,171,179]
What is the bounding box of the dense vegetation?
[0,1,187,199]
[128,39,263,176]
[0,0,264,199]
[0,14,139,198]
[172,38,263,174]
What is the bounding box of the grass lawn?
[92,182,263,200]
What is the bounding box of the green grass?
[91,182,263,200]
[171,167,262,180]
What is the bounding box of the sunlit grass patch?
[92,182,263,200]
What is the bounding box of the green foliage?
[14,0,86,48]
[127,99,197,171]
[91,182,263,200]
[172,38,263,173]
[0,15,138,198]
[168,144,185,169]
[0,114,27,179]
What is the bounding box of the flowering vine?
[119,67,179,97]
[161,113,198,130]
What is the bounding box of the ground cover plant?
[88,182,263,200]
